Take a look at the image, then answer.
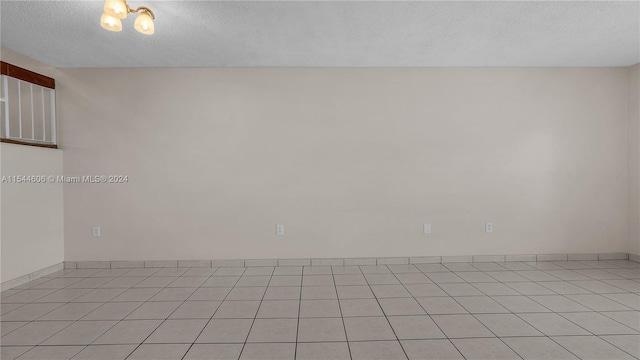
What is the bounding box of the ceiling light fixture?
[100,0,155,35]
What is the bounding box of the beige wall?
[0,47,64,283]
[57,67,630,261]
[0,47,635,274]
[1,47,59,79]
[629,64,640,256]
[0,143,64,282]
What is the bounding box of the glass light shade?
[100,13,123,32]
[104,0,128,19]
[134,12,154,35]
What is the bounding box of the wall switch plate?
[276,224,285,236]
[92,226,101,237]
[485,222,493,233]
[423,223,431,234]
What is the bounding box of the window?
[0,61,56,148]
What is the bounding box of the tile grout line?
[452,264,602,356]
[412,263,575,359]
[425,262,592,359]
[552,311,640,358]
[293,267,303,360]
[597,334,640,359]
[529,267,640,337]
[0,268,132,341]
[63,267,194,358]
[121,268,207,360]
[437,267,551,360]
[65,271,165,359]
[1,260,638,360]
[456,262,640,358]
[238,267,273,359]
[179,266,245,360]
[6,258,640,298]
[87,268,192,359]
[359,264,410,360]
[4,268,149,359]
[329,265,353,360]
[7,269,129,353]
[385,264,466,359]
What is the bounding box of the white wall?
[629,64,640,256]
[57,67,630,261]
[0,47,64,283]
[0,143,64,282]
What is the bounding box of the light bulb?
[104,0,128,20]
[100,12,123,32]
[134,11,154,35]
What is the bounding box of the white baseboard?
[63,252,633,269]
[1,263,64,291]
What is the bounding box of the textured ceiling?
[1,1,638,68]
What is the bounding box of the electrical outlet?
[92,226,101,237]
[276,224,285,236]
[485,222,493,233]
[423,223,431,234]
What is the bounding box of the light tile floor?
[1,260,639,359]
